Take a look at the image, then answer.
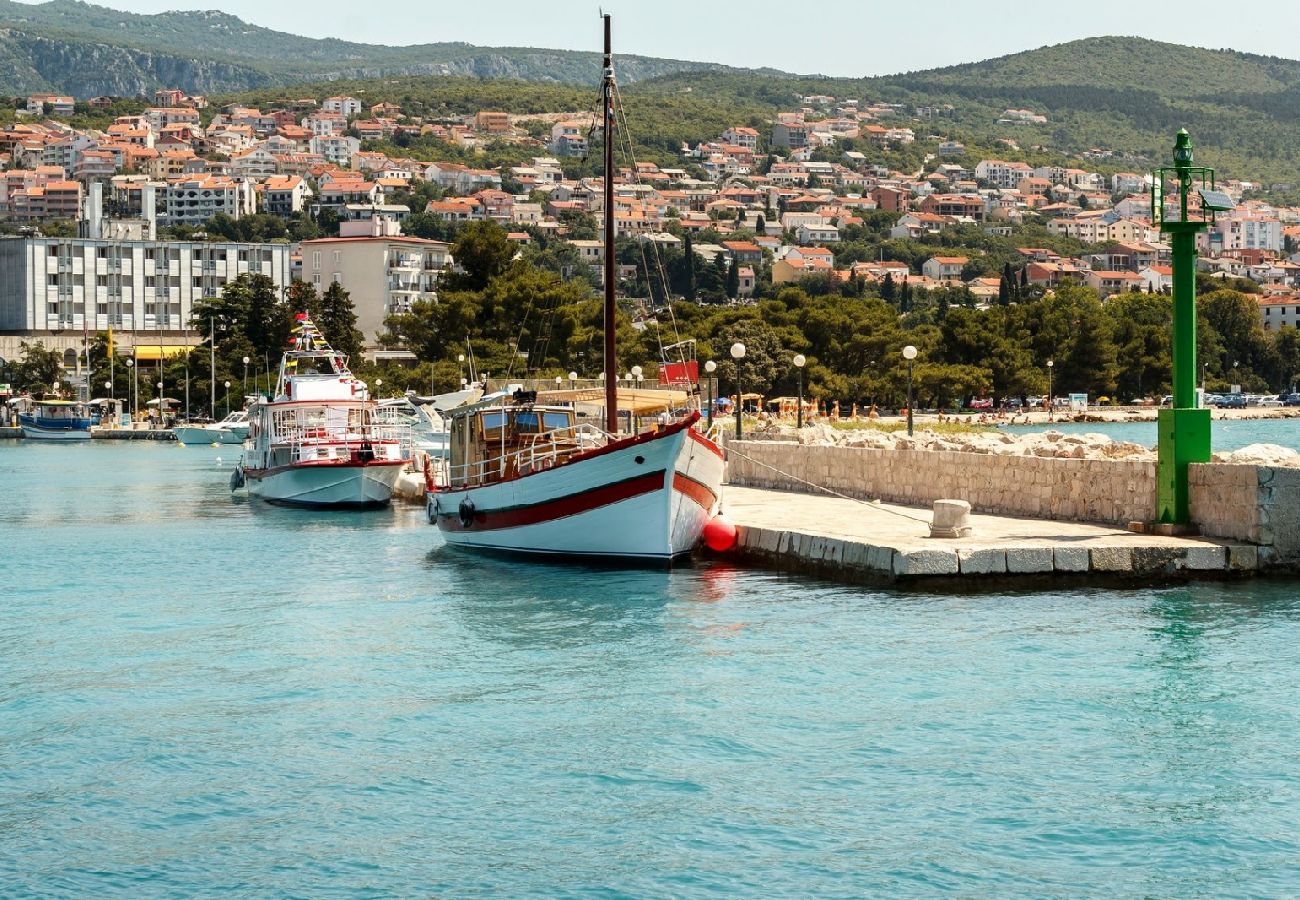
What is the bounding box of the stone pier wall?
[1190,463,1300,565]
[726,440,1157,527]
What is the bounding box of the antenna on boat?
[601,12,618,433]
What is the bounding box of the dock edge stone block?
[1182,545,1227,571]
[1005,547,1055,573]
[1090,546,1134,572]
[1229,545,1259,571]
[957,548,1007,574]
[1053,547,1091,572]
[893,549,960,577]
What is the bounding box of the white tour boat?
[427,18,725,562]
[233,314,409,508]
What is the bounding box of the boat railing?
[272,422,412,456]
[444,421,611,488]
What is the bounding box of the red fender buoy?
[702,514,738,552]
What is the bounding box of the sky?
[14,0,1300,77]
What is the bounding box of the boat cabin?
[446,394,594,488]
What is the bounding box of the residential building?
[921,256,968,281]
[322,96,363,118]
[299,236,451,347]
[474,111,511,134]
[309,134,360,167]
[0,235,290,334]
[550,121,589,157]
[261,175,310,217]
[161,176,256,225]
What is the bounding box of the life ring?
[458,497,476,528]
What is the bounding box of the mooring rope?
[724,441,932,526]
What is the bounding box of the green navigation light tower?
[1152,129,1232,524]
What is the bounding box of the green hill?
[640,36,1300,184]
[0,0,761,95]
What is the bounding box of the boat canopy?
[540,387,688,415]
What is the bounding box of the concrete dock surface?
[723,485,1260,586]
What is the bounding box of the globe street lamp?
[902,345,918,437]
[242,354,250,399]
[793,353,807,428]
[105,379,113,401]
[125,356,136,421]
[555,375,563,390]
[223,380,231,416]
[568,371,578,390]
[156,380,164,429]
[704,360,717,426]
[1046,359,1054,421]
[375,378,383,398]
[730,342,746,439]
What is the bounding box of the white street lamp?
[902,345,918,437]
[793,353,807,428]
[1046,359,1054,419]
[730,343,746,438]
[704,359,717,426]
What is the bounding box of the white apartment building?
[309,134,360,167]
[322,96,363,118]
[161,176,256,225]
[0,236,291,334]
[299,236,451,347]
[975,160,1034,190]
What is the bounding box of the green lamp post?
[1152,128,1231,525]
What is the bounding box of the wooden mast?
[602,13,618,433]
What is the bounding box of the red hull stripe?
[672,472,717,511]
[688,427,724,460]
[439,470,667,532]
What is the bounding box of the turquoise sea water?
[3,441,1300,896]
[1005,415,1300,452]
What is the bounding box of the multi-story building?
[161,176,256,225]
[550,121,588,157]
[0,236,291,335]
[261,175,310,217]
[975,160,1034,190]
[309,133,360,167]
[321,96,363,118]
[298,236,451,348]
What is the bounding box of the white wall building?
[0,236,291,334]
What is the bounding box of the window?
[333,250,341,265]
[312,251,321,270]
[312,274,321,288]
[332,273,342,284]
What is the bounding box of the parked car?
[1283,394,1300,407]
[1211,393,1246,408]
[1256,395,1283,408]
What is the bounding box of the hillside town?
[5,86,1300,370]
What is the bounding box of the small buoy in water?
[211,442,220,447]
[702,514,738,552]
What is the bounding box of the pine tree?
[1019,265,1029,292]
[900,278,912,313]
[756,214,766,235]
[316,281,364,361]
[1002,262,1016,302]
[998,275,1011,306]
[725,257,740,300]
[881,272,896,304]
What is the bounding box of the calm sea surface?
[3,440,1300,897]
[1004,415,1300,452]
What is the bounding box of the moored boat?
[429,391,723,561]
[174,410,251,446]
[12,398,93,441]
[234,314,409,508]
[426,17,724,561]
